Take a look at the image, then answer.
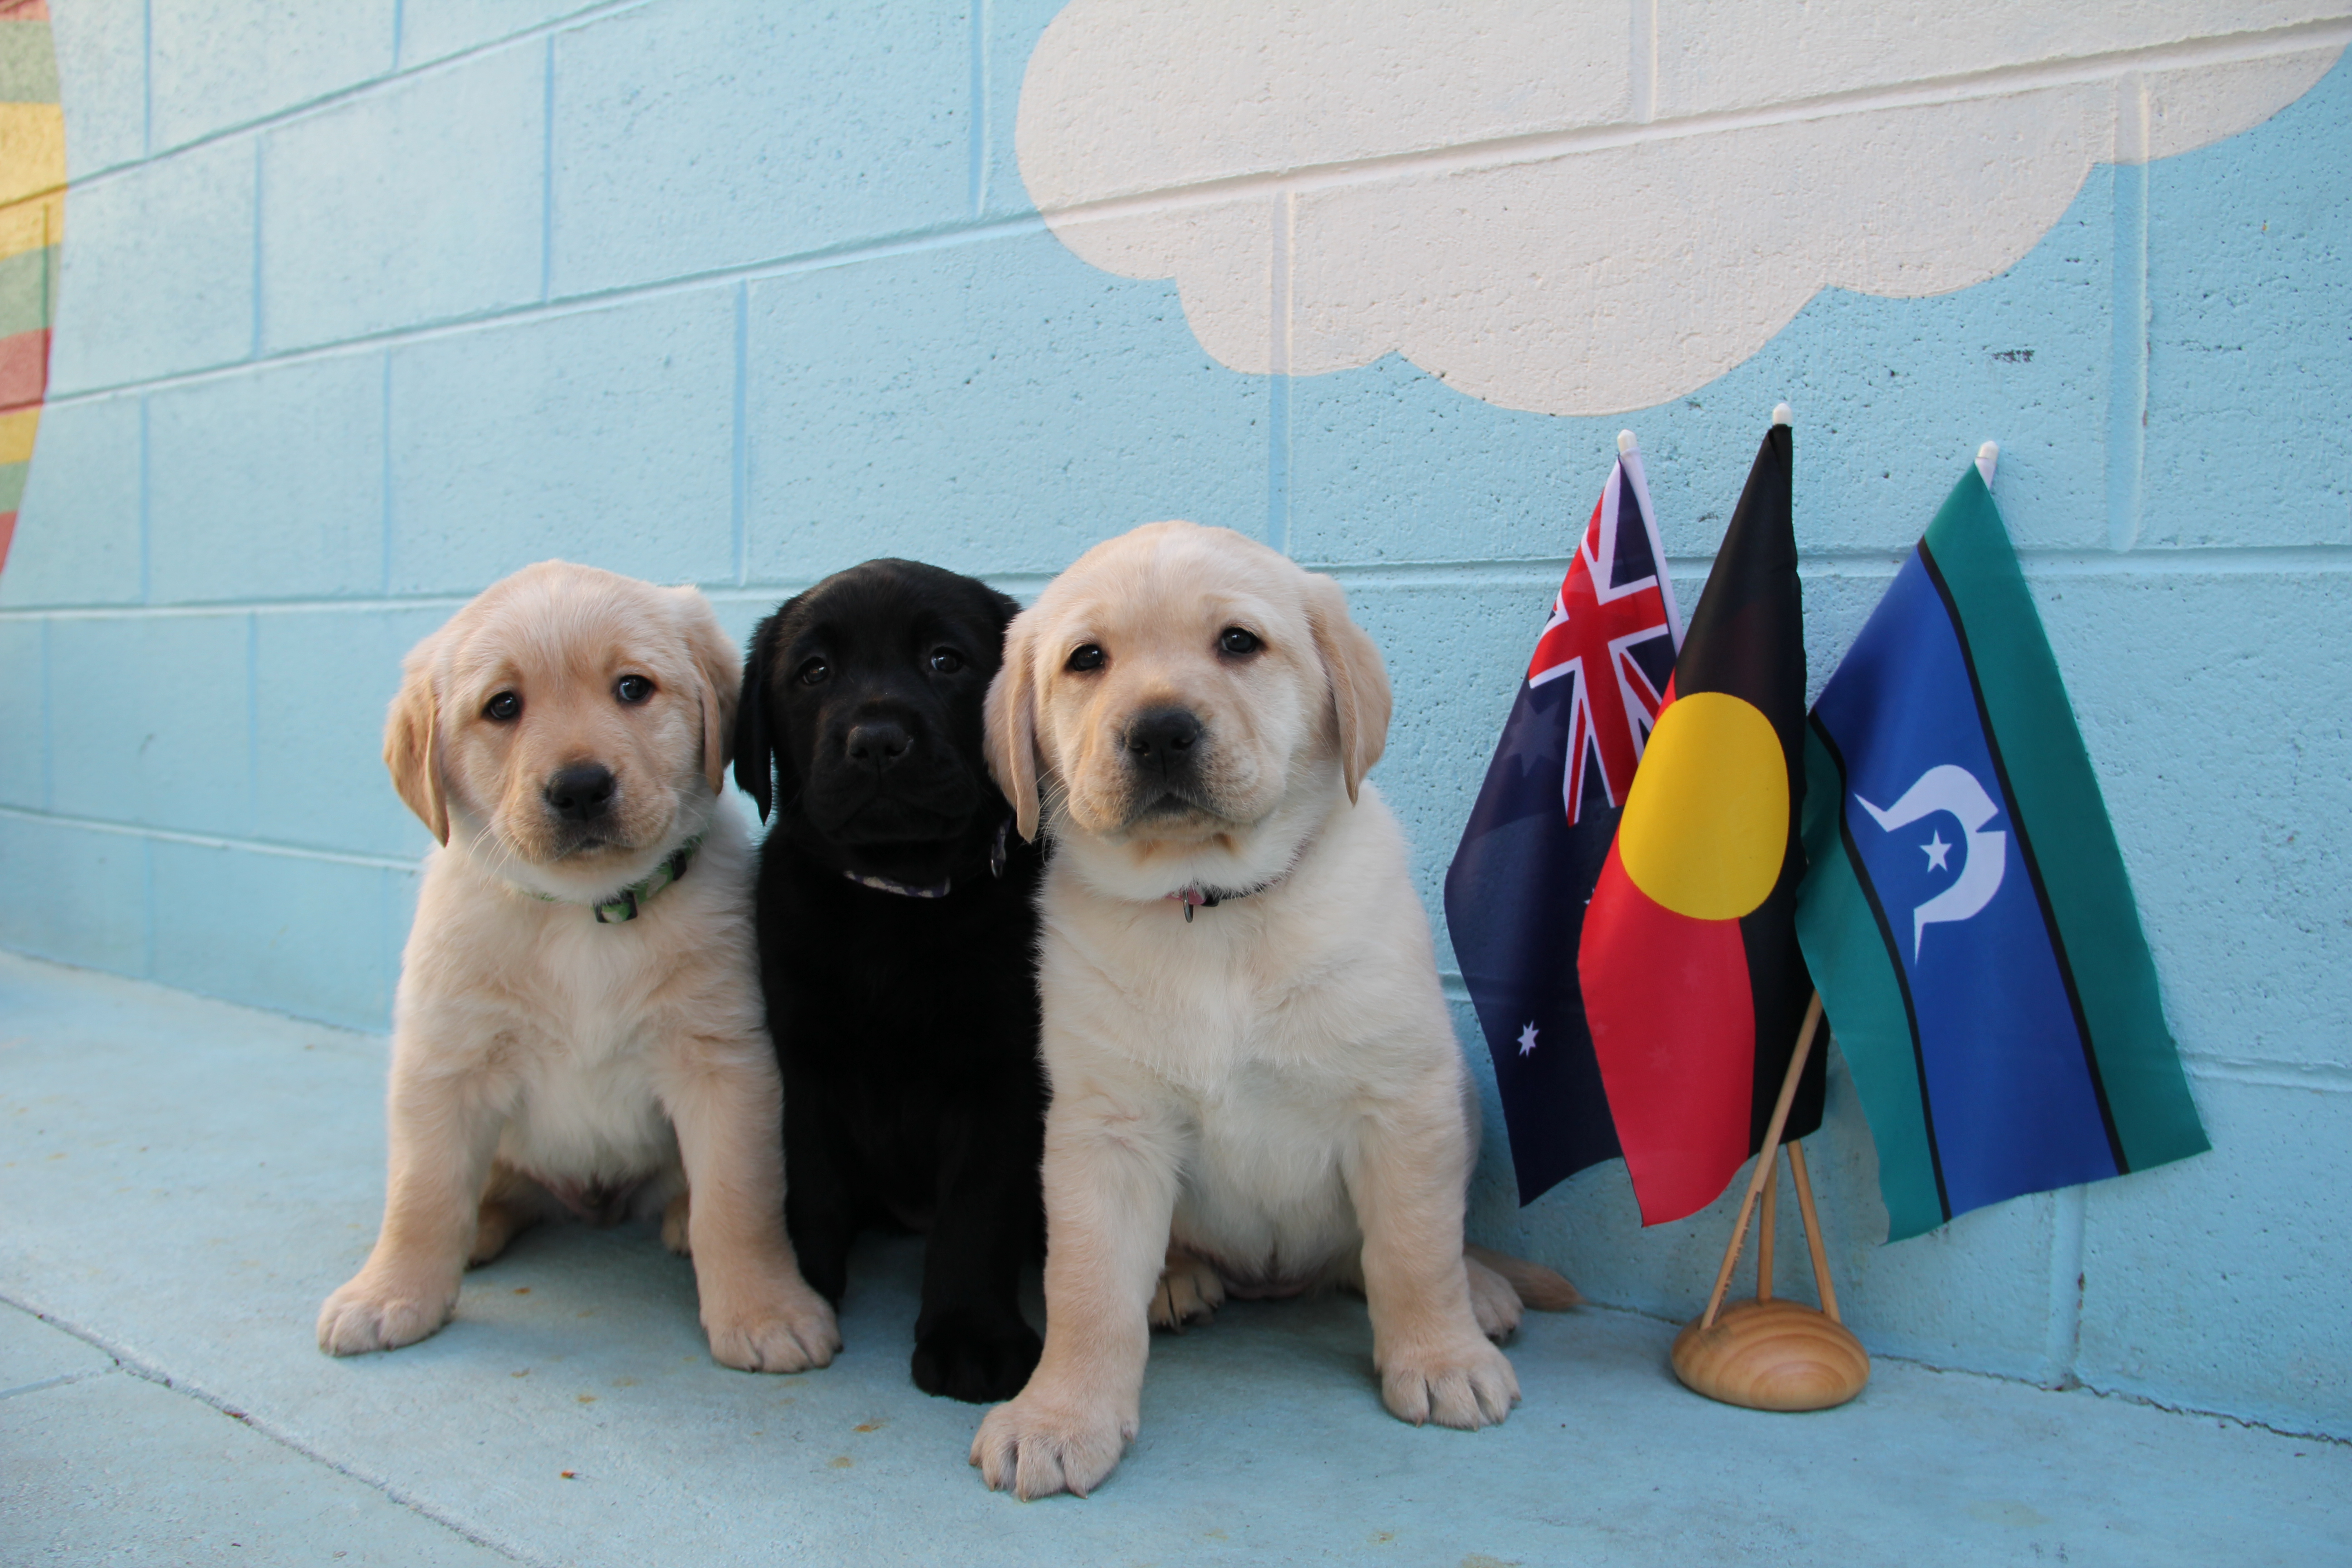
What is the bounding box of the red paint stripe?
[1577,842,1755,1226]
[0,3,51,21]
[0,326,46,412]
[0,510,16,575]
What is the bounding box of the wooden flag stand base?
[1671,994,1871,1411]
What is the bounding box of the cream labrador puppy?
[972,521,1572,1499]
[317,560,838,1374]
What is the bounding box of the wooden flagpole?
[1671,991,1870,1409]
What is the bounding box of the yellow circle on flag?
[1617,691,1788,921]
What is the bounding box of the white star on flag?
[1517,1021,1539,1056]
[1921,831,1953,872]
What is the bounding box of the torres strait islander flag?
[1795,464,2208,1240]
[1576,422,1823,1227]
[1446,437,1683,1205]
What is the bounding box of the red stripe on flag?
[0,329,49,412]
[0,510,16,575]
[1578,843,1755,1225]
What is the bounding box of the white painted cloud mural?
[1017,1,2349,415]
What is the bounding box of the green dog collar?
[525,835,704,924]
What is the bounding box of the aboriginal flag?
[1446,439,1683,1205]
[1795,464,2207,1240]
[1576,422,1822,1227]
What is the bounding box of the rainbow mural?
[0,0,58,575]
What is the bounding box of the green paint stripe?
[0,22,58,104]
[0,244,53,337]
[1796,725,1947,1241]
[1923,470,2210,1172]
[0,460,27,513]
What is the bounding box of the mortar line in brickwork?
[1630,0,1659,124]
[249,140,265,362]
[243,614,260,839]
[539,34,555,304]
[1009,19,2352,231]
[39,214,1054,409]
[730,283,748,586]
[2043,1185,2087,1388]
[36,618,52,812]
[0,806,426,875]
[67,0,651,186]
[5,542,2349,623]
[2108,81,2152,555]
[2182,1057,2352,1093]
[378,355,394,594]
[135,400,151,603]
[139,0,152,159]
[1266,191,1295,554]
[968,0,989,217]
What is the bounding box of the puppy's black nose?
[846,720,913,774]
[545,763,617,823]
[1126,708,1202,774]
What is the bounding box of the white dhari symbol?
[1855,764,2008,960]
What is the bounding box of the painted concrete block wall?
[1,1,2345,1438]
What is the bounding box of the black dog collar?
[842,818,1010,901]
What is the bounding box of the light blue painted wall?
[3,1,2344,1437]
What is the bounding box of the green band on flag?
[1798,724,1947,1241]
[1925,471,2210,1174]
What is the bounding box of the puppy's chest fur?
[408,828,759,1189]
[1040,792,1457,1292]
[757,839,1044,1219]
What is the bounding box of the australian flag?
[1445,438,1684,1205]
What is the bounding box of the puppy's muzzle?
[1126,707,1203,782]
[545,763,617,824]
[846,720,913,777]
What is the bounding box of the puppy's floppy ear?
[673,587,740,798]
[1302,572,1392,803]
[732,610,783,820]
[984,608,1043,841]
[384,634,450,845]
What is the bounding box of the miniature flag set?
[1447,418,2209,1244]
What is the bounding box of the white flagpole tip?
[1976,440,1999,488]
[1771,402,1793,427]
[1617,429,1638,454]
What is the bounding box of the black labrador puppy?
[734,559,1045,1402]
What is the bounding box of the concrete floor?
[1,951,2344,1568]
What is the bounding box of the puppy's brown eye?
[615,675,654,704]
[797,657,830,686]
[484,692,521,722]
[1218,627,1262,657]
[929,647,965,675]
[1067,644,1106,673]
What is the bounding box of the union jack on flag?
[1444,434,1687,1205]
[1525,446,1684,824]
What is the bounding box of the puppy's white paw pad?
[315,1279,454,1356]
[705,1288,840,1373]
[1382,1338,1520,1431]
[970,1398,1130,1500]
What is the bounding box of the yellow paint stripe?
[0,406,39,464]
[0,101,63,208]
[0,185,58,263]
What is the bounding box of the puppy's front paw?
[316,1270,458,1356]
[1465,1255,1524,1342]
[1149,1248,1225,1331]
[1380,1335,1520,1430]
[913,1315,1043,1403]
[970,1394,1132,1500]
[660,1192,692,1257]
[703,1276,840,1373]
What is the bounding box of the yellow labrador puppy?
[317,561,838,1374]
[973,521,1572,1499]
